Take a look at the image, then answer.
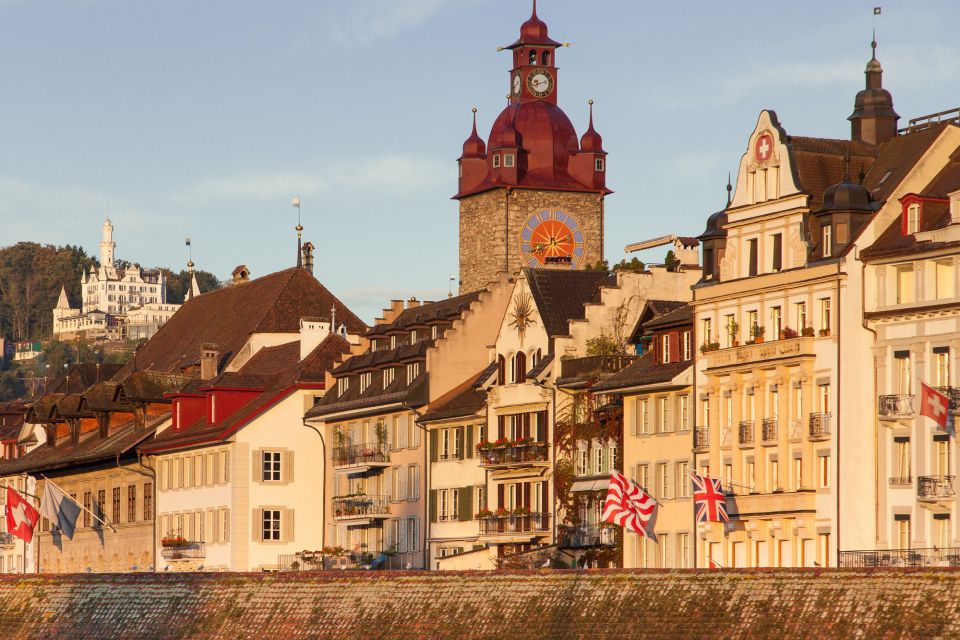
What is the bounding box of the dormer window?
[359,372,372,393]
[661,334,670,364]
[390,335,397,349]
[504,154,515,167]
[492,154,501,168]
[406,362,420,384]
[595,158,605,172]
[907,203,920,234]
[337,377,349,396]
[431,325,438,340]
[383,367,395,388]
[411,330,417,345]
[822,224,832,258]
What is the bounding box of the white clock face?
[513,74,521,95]
[526,68,554,98]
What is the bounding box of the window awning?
[571,479,607,492]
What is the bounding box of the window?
[896,266,914,304]
[682,331,692,360]
[795,302,807,333]
[143,483,153,521]
[408,464,420,501]
[661,334,670,363]
[771,233,782,272]
[262,509,281,541]
[127,485,137,523]
[934,514,951,548]
[594,448,604,475]
[390,335,397,349]
[577,448,588,476]
[724,315,735,348]
[359,372,372,393]
[112,487,120,524]
[935,438,950,476]
[439,490,448,520]
[679,396,689,430]
[895,514,911,550]
[83,492,92,528]
[637,464,650,492]
[907,203,920,234]
[431,325,438,340]
[406,362,420,384]
[451,489,459,519]
[678,533,691,569]
[822,224,832,258]
[407,517,420,552]
[337,377,349,396]
[658,463,670,499]
[504,154,515,167]
[514,351,527,383]
[936,260,954,299]
[541,50,550,65]
[894,437,910,481]
[936,349,950,387]
[659,397,670,432]
[497,355,506,385]
[770,306,781,338]
[640,400,650,434]
[383,368,395,388]
[769,458,779,492]
[818,454,830,488]
[701,398,709,428]
[677,462,690,498]
[793,457,803,491]
[748,238,758,276]
[895,352,912,395]
[492,154,501,168]
[701,318,712,346]
[595,158,605,172]
[528,50,537,64]
[746,310,758,342]
[262,451,281,482]
[820,298,831,334]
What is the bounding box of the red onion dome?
[579,100,605,153]
[488,101,578,173]
[460,108,486,159]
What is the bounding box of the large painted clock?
[520,210,585,269]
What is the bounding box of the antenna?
[292,196,303,268]
[185,236,194,273]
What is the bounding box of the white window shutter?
[252,450,261,483]
[252,509,262,542]
[282,509,295,544]
[666,463,674,499]
[222,508,230,543]
[283,451,295,483]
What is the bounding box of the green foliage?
[611,257,645,273]
[664,250,679,271]
[163,269,222,304]
[0,371,26,401]
[586,333,623,356]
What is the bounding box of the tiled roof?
[592,351,691,392]
[642,304,693,330]
[306,372,428,420]
[525,269,615,337]
[44,363,123,397]
[3,570,960,639]
[862,123,950,202]
[788,135,877,211]
[121,371,191,403]
[526,353,554,380]
[368,291,482,336]
[117,268,365,379]
[420,368,491,423]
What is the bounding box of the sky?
[1,0,958,323]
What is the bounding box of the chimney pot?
[200,343,220,381]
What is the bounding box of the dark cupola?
[810,156,878,260]
[697,178,732,283]
[849,37,899,145]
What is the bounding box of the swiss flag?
[921,382,951,431]
[5,486,39,543]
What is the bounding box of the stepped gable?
[117,268,366,379]
[142,335,349,454]
[366,291,483,337]
[525,268,615,337]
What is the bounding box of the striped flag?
[602,471,657,541]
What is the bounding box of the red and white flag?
[921,382,951,432]
[5,486,39,543]
[602,471,657,541]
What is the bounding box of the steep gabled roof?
[525,269,615,337]
[420,367,491,423]
[117,268,365,379]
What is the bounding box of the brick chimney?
[200,344,220,381]
[301,242,315,276]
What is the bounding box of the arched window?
[528,50,537,64]
[497,355,506,385]
[535,348,542,365]
[515,352,527,384]
[541,51,550,65]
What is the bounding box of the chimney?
[299,317,331,360]
[231,265,250,284]
[302,242,315,276]
[200,344,220,381]
[951,190,960,226]
[407,296,420,309]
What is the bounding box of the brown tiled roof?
[368,291,482,336]
[643,303,693,330]
[628,299,689,343]
[117,268,365,379]
[45,363,123,397]
[525,268,615,337]
[53,394,91,419]
[0,401,26,442]
[84,382,134,413]
[0,414,165,476]
[121,371,190,403]
[787,136,877,211]
[592,352,691,392]
[862,124,950,202]
[306,372,428,420]
[420,368,491,423]
[332,340,432,375]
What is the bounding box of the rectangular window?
[504,153,515,167]
[818,454,830,488]
[678,462,690,498]
[769,458,779,492]
[406,362,420,384]
[748,238,758,276]
[638,464,649,492]
[383,368,395,388]
[577,448,588,476]
[640,400,650,434]
[701,318,712,346]
[894,437,910,481]
[936,260,954,299]
[796,302,807,333]
[408,465,420,501]
[895,352,912,395]
[594,448,604,475]
[820,298,831,334]
[907,203,920,234]
[934,515,951,548]
[112,487,121,524]
[359,372,372,393]
[896,515,911,550]
[770,306,781,338]
[682,331,692,360]
[661,334,670,363]
[897,266,915,304]
[439,490,448,520]
[747,310,758,342]
[337,377,349,396]
[262,451,282,482]
[143,483,153,521]
[793,457,803,491]
[262,509,281,541]
[83,492,92,528]
[678,533,691,569]
[936,350,950,387]
[659,397,670,432]
[127,485,137,523]
[822,225,832,257]
[724,315,735,348]
[771,233,782,272]
[936,438,950,476]
[679,396,689,431]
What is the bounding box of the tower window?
[541,51,550,65]
[822,225,832,258]
[595,158,605,172]
[529,50,537,65]
[492,154,501,168]
[504,154,515,167]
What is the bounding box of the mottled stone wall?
[459,188,604,293]
[2,569,960,639]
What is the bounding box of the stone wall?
[459,188,604,293]
[2,569,959,639]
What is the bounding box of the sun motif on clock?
[520,210,585,269]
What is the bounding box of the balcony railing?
[936,387,960,411]
[693,427,709,452]
[0,532,15,547]
[738,421,754,446]
[332,443,390,469]
[477,442,549,467]
[878,394,914,417]
[332,495,391,520]
[761,418,778,444]
[809,413,831,440]
[160,541,206,561]
[478,512,550,535]
[280,550,421,571]
[705,336,816,370]
[840,547,960,568]
[556,524,616,549]
[917,475,955,501]
[559,355,640,380]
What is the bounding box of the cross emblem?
[928,393,947,417]
[756,134,772,161]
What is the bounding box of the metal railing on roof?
[898,107,960,134]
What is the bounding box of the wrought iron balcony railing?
[477,443,549,467]
[332,443,390,469]
[160,541,206,561]
[917,475,955,500]
[936,387,960,411]
[332,495,392,519]
[0,532,16,546]
[693,427,709,452]
[738,421,754,446]
[478,512,550,535]
[809,413,831,440]
[840,547,960,568]
[761,418,778,444]
[878,394,914,417]
[556,524,616,549]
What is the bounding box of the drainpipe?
[301,416,327,553]
[126,450,157,572]
[835,262,842,565]
[857,248,879,553]
[412,408,428,571]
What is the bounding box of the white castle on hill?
[53,218,197,341]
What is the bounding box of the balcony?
[477,442,549,468]
[558,355,640,382]
[557,524,616,549]
[761,418,778,445]
[840,547,960,568]
[917,475,955,502]
[0,532,15,547]
[478,512,550,539]
[693,427,709,453]
[809,413,831,441]
[332,495,391,522]
[936,387,960,412]
[726,490,816,518]
[160,541,206,561]
[332,443,390,473]
[704,336,815,371]
[738,421,754,447]
[888,476,913,488]
[878,394,914,421]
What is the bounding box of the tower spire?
[726,173,732,207]
[848,15,898,146]
[292,197,303,268]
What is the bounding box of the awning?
[571,479,607,492]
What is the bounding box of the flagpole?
[40,475,117,533]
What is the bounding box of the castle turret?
[100,217,115,268]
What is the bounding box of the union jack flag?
[602,471,657,540]
[692,472,728,523]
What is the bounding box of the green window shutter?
[456,427,465,459]
[429,429,439,463]
[459,487,473,522]
[465,425,474,458]
[429,489,438,523]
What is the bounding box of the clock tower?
[455,1,611,293]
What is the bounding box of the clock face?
[520,210,585,269]
[526,68,554,98]
[512,74,521,95]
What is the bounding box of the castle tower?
[455,1,611,293]
[849,37,899,145]
[100,217,116,268]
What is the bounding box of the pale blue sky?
[1,1,957,322]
